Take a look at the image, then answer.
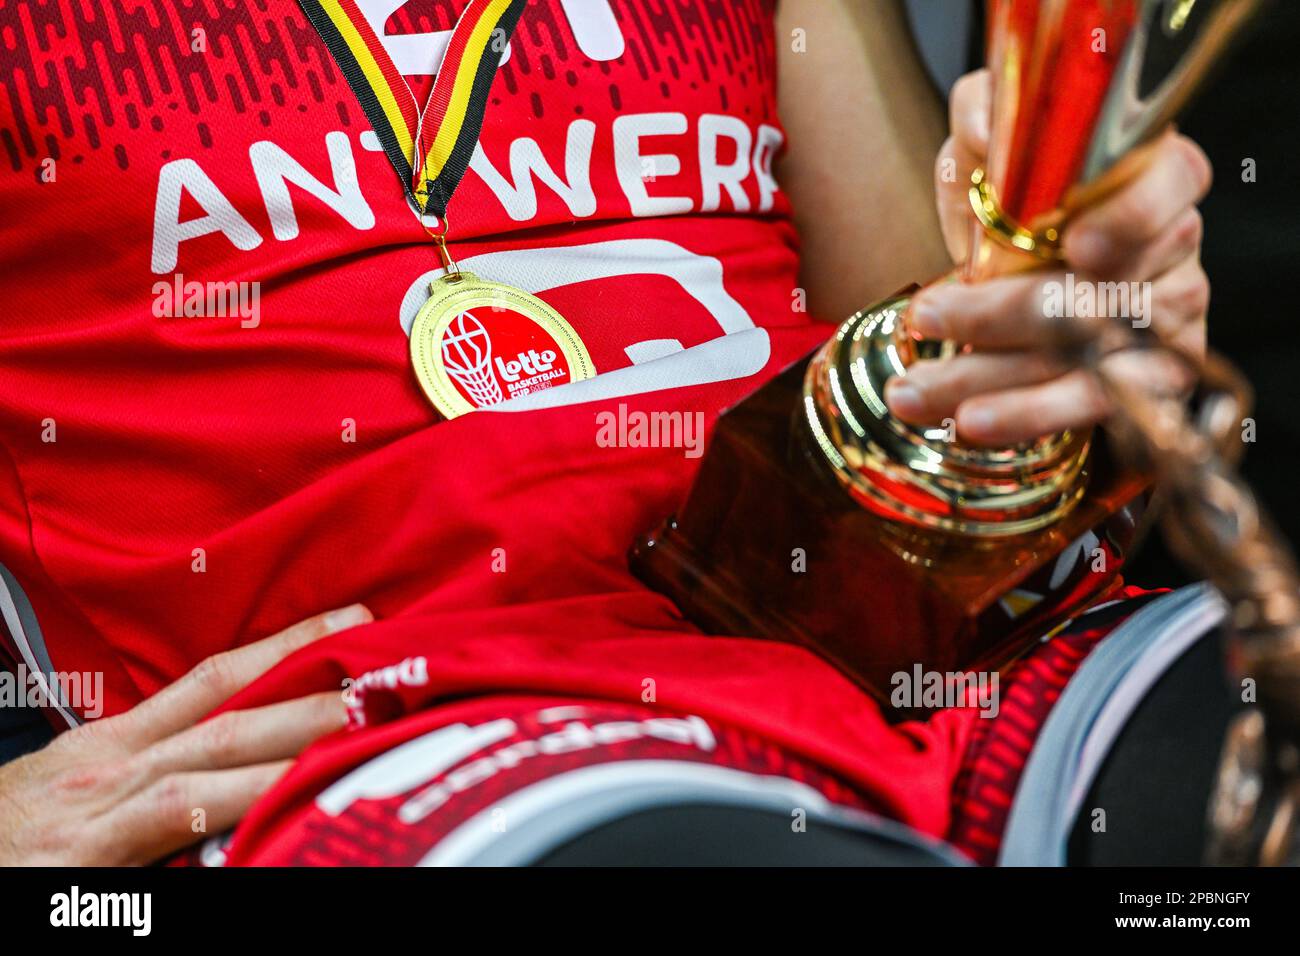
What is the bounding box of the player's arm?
[774,0,951,322]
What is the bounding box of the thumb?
[934,69,992,263]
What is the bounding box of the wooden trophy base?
[630,349,1150,713]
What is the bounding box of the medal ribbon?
[298,0,528,219]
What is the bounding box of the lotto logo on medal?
[440,308,572,408]
[409,272,595,420]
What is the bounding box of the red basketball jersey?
[1,0,817,706]
[0,1,1111,852]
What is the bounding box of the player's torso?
[2,0,801,477]
[2,0,796,389]
[0,0,819,699]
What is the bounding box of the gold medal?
[298,0,585,419]
[409,270,594,419]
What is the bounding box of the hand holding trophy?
[633,0,1266,706]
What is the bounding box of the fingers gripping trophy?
[633,0,1270,706]
[807,0,1258,537]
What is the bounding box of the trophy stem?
[802,291,1091,538]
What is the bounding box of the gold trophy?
[805,0,1261,537]
[633,0,1265,705]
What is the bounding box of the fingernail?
[1067,229,1110,270]
[324,604,372,634]
[973,108,990,151]
[960,405,999,438]
[910,298,948,340]
[886,380,926,419]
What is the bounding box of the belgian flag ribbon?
[299,0,593,422]
[298,0,528,219]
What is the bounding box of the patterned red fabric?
[216,696,880,866]
[947,586,1163,865]
[0,0,808,717]
[183,587,1154,867]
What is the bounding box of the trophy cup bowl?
[632,0,1264,708]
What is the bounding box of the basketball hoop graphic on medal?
[297,0,593,420]
[409,271,593,418]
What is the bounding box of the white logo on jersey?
[357,0,625,75]
[399,240,771,411]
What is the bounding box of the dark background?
[1129,0,1300,587]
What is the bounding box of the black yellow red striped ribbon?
[298,0,527,218]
